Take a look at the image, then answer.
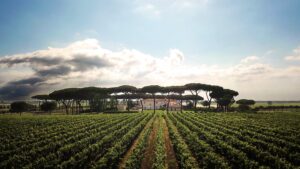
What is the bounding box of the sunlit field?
[0,1,300,169]
[1,111,299,169]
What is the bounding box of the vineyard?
[0,111,299,169]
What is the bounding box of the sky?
[0,0,300,100]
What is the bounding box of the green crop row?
[164,114,199,169]
[124,115,155,169]
[168,111,299,169]
[152,114,166,169]
[92,113,153,169]
[184,112,300,165]
[167,113,231,169]
[0,113,150,169]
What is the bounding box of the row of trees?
[31,83,239,114]
[9,101,57,115]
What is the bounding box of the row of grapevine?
[167,113,231,169]
[0,113,151,169]
[0,116,91,147]
[152,114,166,169]
[92,113,154,169]
[24,115,137,169]
[0,115,129,161]
[1,111,299,169]
[185,112,300,165]
[168,112,299,169]
[175,112,292,168]
[164,114,199,169]
[1,115,135,168]
[0,114,123,150]
[202,113,300,146]
[53,114,151,168]
[123,115,155,169]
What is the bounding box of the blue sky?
[0,0,300,100]
[1,0,299,64]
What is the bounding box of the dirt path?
[162,117,179,169]
[118,115,155,169]
[141,117,159,169]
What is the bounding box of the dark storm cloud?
[0,77,45,100]
[0,55,63,67]
[10,77,44,85]
[70,55,111,71]
[0,40,115,99]
[36,66,72,77]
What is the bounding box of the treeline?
[255,105,300,112]
[26,83,239,114]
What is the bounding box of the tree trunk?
[167,97,170,113]
[57,102,60,112]
[102,99,104,112]
[38,101,41,111]
[153,95,156,113]
[89,100,92,112]
[104,99,107,112]
[62,101,68,114]
[127,99,130,112]
[115,98,118,110]
[77,100,82,114]
[180,98,183,113]
[194,93,198,110]
[78,101,79,114]
[71,101,75,115]
[140,100,144,113]
[205,91,212,109]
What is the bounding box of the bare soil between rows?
[141,117,159,169]
[162,117,179,169]
[118,115,155,169]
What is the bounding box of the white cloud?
[134,3,161,18]
[240,56,260,63]
[167,49,184,65]
[132,0,208,18]
[264,50,274,56]
[0,38,300,100]
[285,56,300,61]
[285,46,300,61]
[172,0,209,9]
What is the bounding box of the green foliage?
[124,118,153,169]
[184,101,194,109]
[1,111,299,168]
[112,85,137,93]
[152,115,166,169]
[165,114,200,169]
[40,102,57,112]
[237,99,256,111]
[267,101,273,106]
[91,113,153,169]
[89,98,106,112]
[201,101,210,107]
[31,94,51,101]
[10,101,29,113]
[140,85,163,94]
[182,95,204,101]
[166,112,299,168]
[236,99,256,106]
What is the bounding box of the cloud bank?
[285,46,300,61]
[0,39,300,100]
[133,0,208,18]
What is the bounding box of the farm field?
[0,111,300,169]
[229,101,300,108]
